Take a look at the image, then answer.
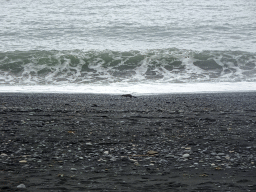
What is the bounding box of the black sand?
[0,92,256,192]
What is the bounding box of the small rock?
[110,156,117,161]
[17,184,26,188]
[86,142,92,146]
[1,153,8,157]
[19,160,27,163]
[104,151,109,155]
[147,151,158,155]
[225,155,230,160]
[165,154,175,158]
[71,168,77,171]
[129,158,137,162]
[182,154,190,158]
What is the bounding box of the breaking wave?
[0,48,256,85]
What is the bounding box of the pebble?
[147,151,158,155]
[104,151,109,155]
[225,155,230,160]
[216,156,221,159]
[19,160,27,163]
[165,154,175,158]
[182,154,190,158]
[71,168,77,171]
[17,184,26,188]
[129,158,137,162]
[86,142,92,146]
[110,156,117,161]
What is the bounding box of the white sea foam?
[1,49,256,86]
[0,82,255,95]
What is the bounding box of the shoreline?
[1,92,256,191]
[0,82,256,95]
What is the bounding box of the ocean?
[1,0,256,94]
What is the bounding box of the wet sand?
[0,92,256,191]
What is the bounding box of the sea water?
[1,0,256,94]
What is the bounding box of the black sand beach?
[0,92,256,192]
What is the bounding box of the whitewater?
[1,0,256,94]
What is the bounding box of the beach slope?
[0,92,256,191]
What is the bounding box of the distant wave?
[0,48,256,85]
